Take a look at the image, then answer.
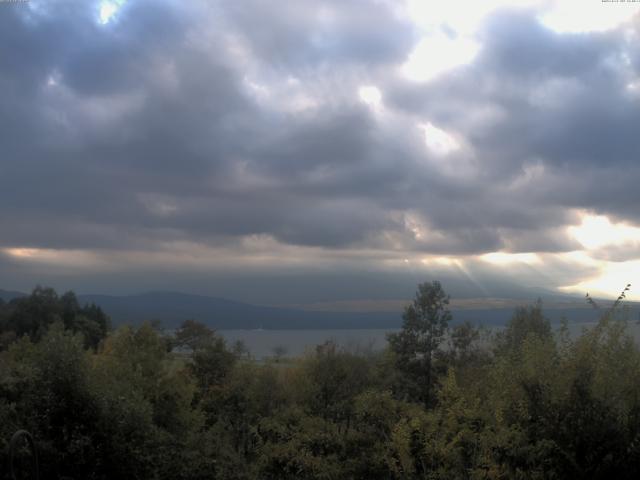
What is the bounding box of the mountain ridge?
[2,288,631,329]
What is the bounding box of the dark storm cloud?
[0,0,424,252]
[1,0,639,285]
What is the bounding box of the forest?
[1,282,639,479]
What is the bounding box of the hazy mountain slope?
[0,287,627,329]
[0,289,27,302]
[78,291,399,329]
[77,291,614,330]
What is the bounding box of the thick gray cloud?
[220,0,417,67]
[0,0,638,299]
[387,8,640,227]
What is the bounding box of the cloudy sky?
[1,0,640,305]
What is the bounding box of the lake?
[220,329,397,358]
[220,321,640,359]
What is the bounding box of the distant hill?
[1,288,630,329]
[0,289,26,302]
[77,291,401,329]
[76,291,616,330]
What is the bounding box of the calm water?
[220,329,397,359]
[220,321,640,359]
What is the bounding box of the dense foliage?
[1,283,640,479]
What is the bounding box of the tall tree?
[387,281,451,406]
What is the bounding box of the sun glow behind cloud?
[402,33,480,82]
[554,213,640,301]
[5,248,41,259]
[405,0,537,35]
[405,0,640,35]
[569,214,640,250]
[559,259,640,300]
[4,248,106,269]
[358,85,383,110]
[420,122,460,155]
[481,252,540,266]
[540,0,640,33]
[98,0,126,24]
[394,211,640,301]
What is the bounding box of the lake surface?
[220,321,640,359]
[220,329,398,358]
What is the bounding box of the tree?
[191,335,238,394]
[8,286,61,342]
[495,300,552,356]
[271,345,288,362]
[1,287,109,350]
[2,323,101,479]
[387,281,451,406]
[173,319,215,352]
[299,341,371,425]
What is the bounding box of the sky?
[1,0,640,305]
